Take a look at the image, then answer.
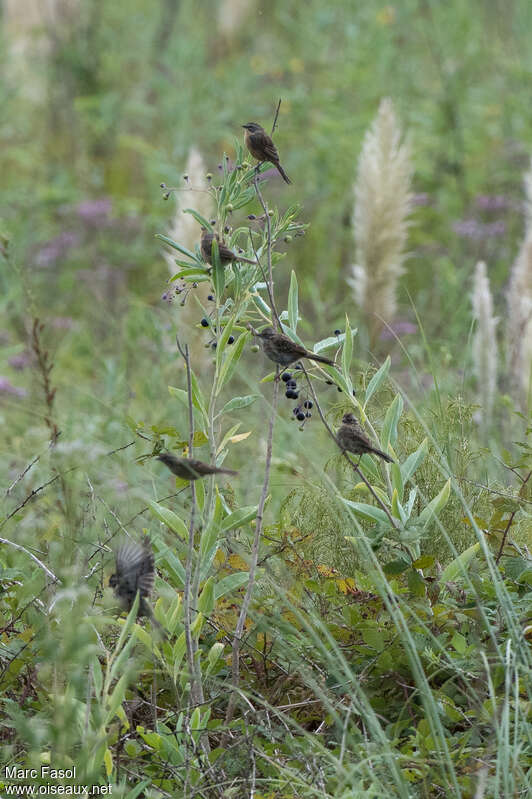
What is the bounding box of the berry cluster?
[282,371,313,426]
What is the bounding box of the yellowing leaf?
[228,431,252,444]
[228,554,248,571]
[104,748,113,777]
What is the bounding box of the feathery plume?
[217,0,253,37]
[163,147,213,276]
[507,234,532,407]
[472,261,498,426]
[523,157,532,229]
[348,98,413,345]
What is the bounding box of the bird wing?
[261,135,280,163]
[276,333,309,357]
[115,539,152,595]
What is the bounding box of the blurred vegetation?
[1,0,531,797]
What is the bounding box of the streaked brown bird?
[253,326,336,368]
[157,452,237,480]
[242,122,291,184]
[200,228,256,267]
[110,538,165,634]
[336,413,394,463]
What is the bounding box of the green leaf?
[313,334,346,353]
[364,357,391,408]
[418,478,451,530]
[251,293,272,320]
[412,555,435,569]
[148,501,188,539]
[383,558,410,575]
[220,505,258,532]
[440,543,480,583]
[451,632,467,655]
[211,237,225,297]
[220,395,260,415]
[288,270,299,331]
[401,438,428,486]
[182,208,213,231]
[217,333,249,392]
[214,572,249,599]
[155,234,200,264]
[198,577,215,615]
[391,463,404,503]
[381,393,403,449]
[342,314,353,379]
[407,568,425,597]
[207,642,225,668]
[153,540,186,587]
[342,499,391,525]
[113,592,139,655]
[106,673,128,724]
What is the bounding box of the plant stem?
[302,367,399,530]
[176,337,203,706]
[224,374,279,728]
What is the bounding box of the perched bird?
[242,122,291,184]
[336,413,394,463]
[253,326,336,368]
[109,538,165,634]
[157,452,237,480]
[200,228,256,267]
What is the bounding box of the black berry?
[282,372,293,383]
[326,380,333,385]
[228,336,235,345]
[207,295,214,301]
[334,329,341,336]
[297,412,305,421]
[211,342,217,349]
[293,406,300,415]
[201,317,209,327]
[304,400,313,409]
[337,386,342,392]
[305,412,311,418]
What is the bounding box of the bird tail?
[236,256,257,265]
[371,447,394,463]
[275,162,291,184]
[309,352,336,367]
[218,468,238,476]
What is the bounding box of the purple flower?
[50,317,75,330]
[474,194,511,211]
[411,192,431,206]
[0,377,27,398]
[452,218,506,240]
[380,320,418,341]
[75,198,112,226]
[8,352,32,370]
[35,232,81,268]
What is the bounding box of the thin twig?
[495,470,531,564]
[0,468,77,531]
[6,455,40,496]
[253,174,278,333]
[176,336,203,707]
[247,227,282,329]
[301,366,399,529]
[271,98,282,136]
[225,164,281,728]
[0,537,60,584]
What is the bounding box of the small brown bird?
[336,413,394,463]
[242,122,291,184]
[200,228,256,267]
[157,452,237,480]
[110,538,165,634]
[254,326,336,368]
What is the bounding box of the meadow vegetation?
[1,1,531,797]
